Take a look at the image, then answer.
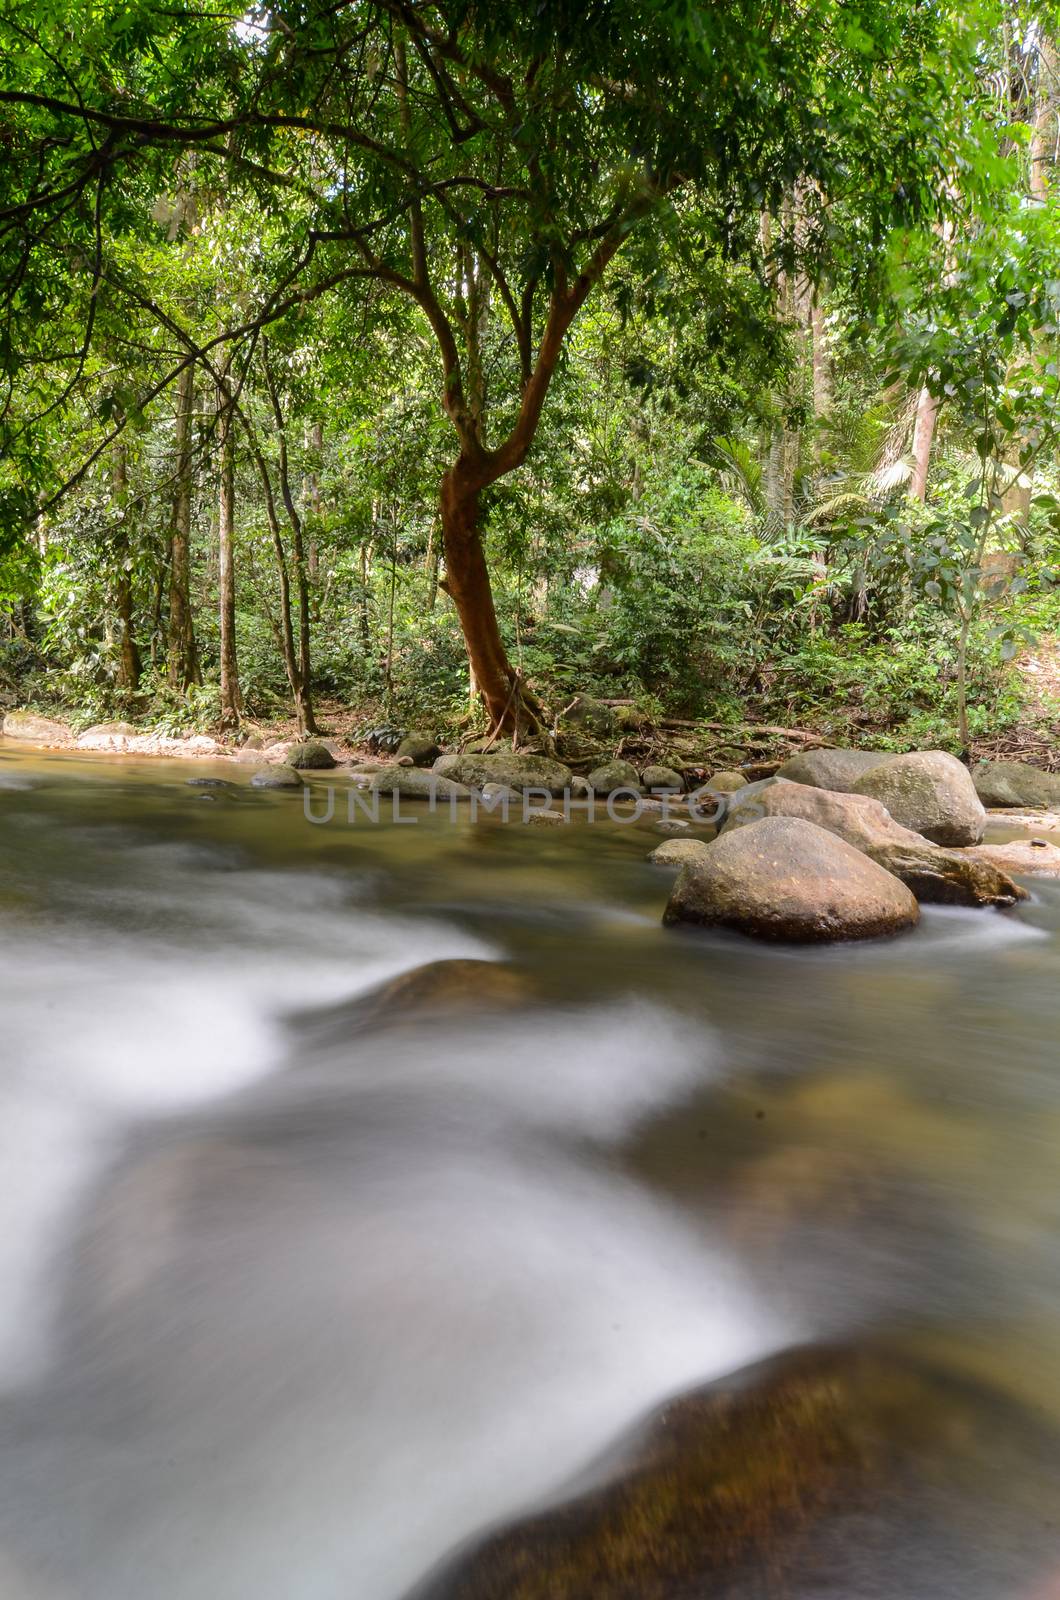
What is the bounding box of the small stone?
[648,838,712,866]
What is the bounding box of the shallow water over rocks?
[1,746,1059,1599]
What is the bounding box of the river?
[1,746,1058,1598]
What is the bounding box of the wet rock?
[662,816,919,942]
[2,711,73,745]
[409,1343,1056,1600]
[287,740,338,770]
[250,764,303,789]
[433,752,572,795]
[397,732,442,766]
[479,782,519,804]
[648,838,712,866]
[869,842,1026,907]
[722,778,1020,908]
[370,769,472,801]
[524,808,567,826]
[653,818,691,834]
[185,777,239,791]
[587,759,642,795]
[972,759,1060,809]
[853,751,986,846]
[705,768,748,793]
[777,747,892,792]
[641,765,684,793]
[289,958,533,1044]
[966,838,1060,878]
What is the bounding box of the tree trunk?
[168,363,200,689]
[910,385,939,503]
[217,389,242,728]
[111,441,142,691]
[440,458,539,736]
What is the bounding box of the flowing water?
[1,746,1059,1598]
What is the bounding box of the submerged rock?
[586,759,642,795]
[853,751,986,846]
[409,1342,1057,1600]
[250,764,303,789]
[289,958,533,1044]
[663,816,919,942]
[2,711,73,745]
[777,747,891,792]
[185,777,239,791]
[972,759,1060,809]
[287,740,338,770]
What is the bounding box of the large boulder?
[409,1343,1057,1600]
[972,759,1060,810]
[370,769,472,801]
[2,711,73,745]
[721,778,1022,908]
[777,747,891,792]
[852,751,986,846]
[663,816,919,942]
[432,751,572,795]
[722,777,918,852]
[287,740,338,770]
[587,759,642,795]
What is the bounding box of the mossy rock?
[288,740,338,770]
[410,1343,1059,1600]
[250,764,303,789]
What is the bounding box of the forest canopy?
[1,0,1059,755]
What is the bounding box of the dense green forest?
[3,0,1060,758]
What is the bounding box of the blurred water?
[1,749,1059,1598]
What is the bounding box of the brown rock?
[663,816,919,942]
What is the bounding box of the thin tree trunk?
[111,440,142,690]
[910,385,940,503]
[217,386,242,728]
[168,363,200,689]
[262,343,317,734]
[306,421,322,586]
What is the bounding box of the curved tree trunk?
[440,458,540,737]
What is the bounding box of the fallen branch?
[659,719,826,745]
